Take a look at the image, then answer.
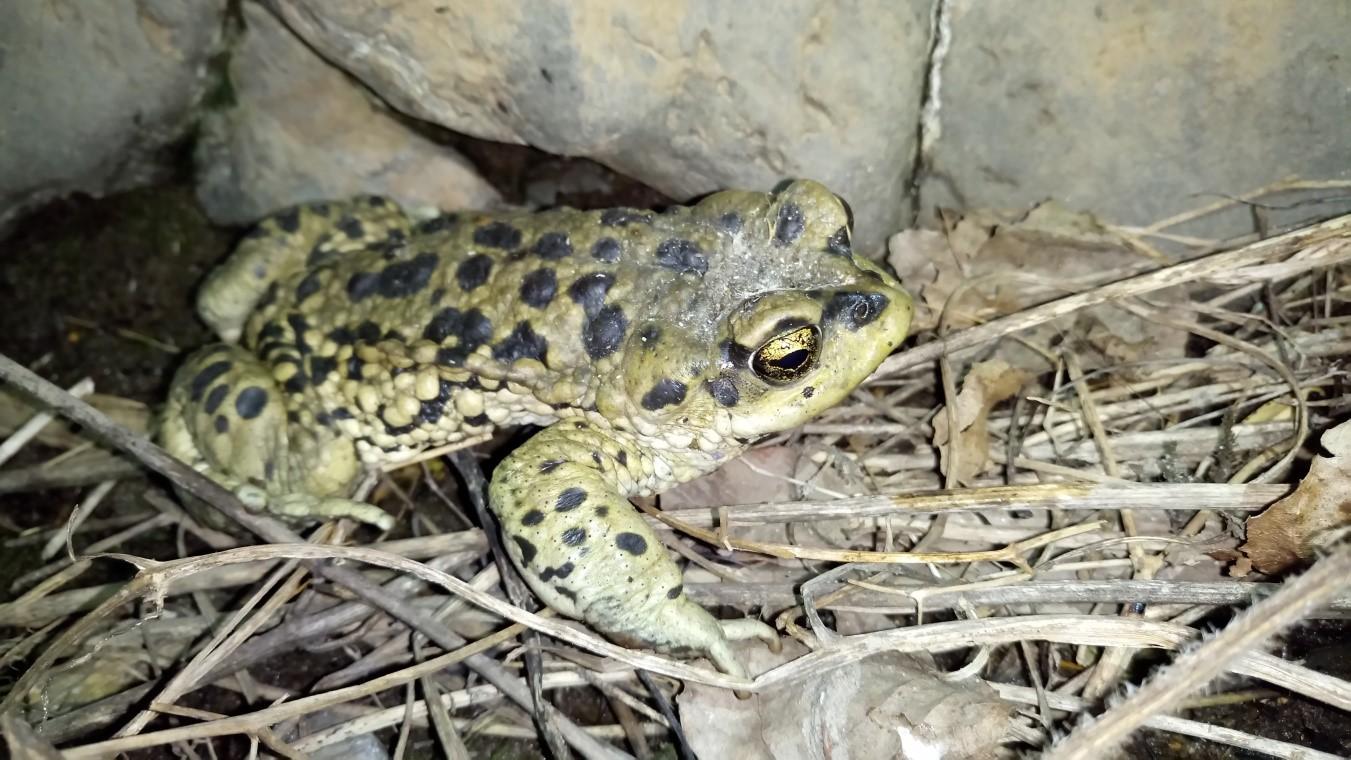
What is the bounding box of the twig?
[1046,539,1351,759]
[0,352,629,760]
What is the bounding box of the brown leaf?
[933,360,1029,485]
[1243,421,1351,573]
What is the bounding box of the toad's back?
[160,180,912,678]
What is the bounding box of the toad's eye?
[751,325,820,384]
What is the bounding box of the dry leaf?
[1243,421,1351,573]
[933,360,1029,485]
[680,644,1012,760]
[889,202,1189,375]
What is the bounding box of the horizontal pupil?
[772,349,810,370]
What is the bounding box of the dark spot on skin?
[315,411,332,425]
[258,341,288,358]
[276,208,300,233]
[264,460,276,480]
[539,563,576,582]
[473,221,522,249]
[583,304,627,359]
[295,271,323,302]
[214,415,229,433]
[616,450,628,466]
[666,584,683,599]
[705,376,740,407]
[826,226,851,256]
[591,451,603,466]
[384,417,415,436]
[539,459,565,473]
[356,321,382,343]
[595,506,609,518]
[561,527,587,546]
[287,410,300,424]
[655,239,708,275]
[455,254,493,291]
[567,272,615,318]
[286,313,310,350]
[235,386,268,419]
[716,212,743,233]
[540,67,553,83]
[774,202,805,246]
[521,509,545,526]
[493,322,548,363]
[423,307,464,342]
[377,252,439,298]
[720,339,754,369]
[531,231,572,259]
[328,326,355,345]
[257,283,278,308]
[802,385,815,398]
[555,585,577,601]
[591,237,621,263]
[436,379,456,401]
[378,229,407,257]
[512,535,538,565]
[259,323,284,341]
[204,384,229,414]
[417,214,458,234]
[307,241,336,267]
[429,287,446,305]
[823,291,889,331]
[555,487,587,512]
[460,309,494,350]
[346,356,364,380]
[283,371,308,393]
[416,398,445,424]
[346,271,380,302]
[641,378,687,411]
[463,413,490,427]
[337,215,364,239]
[309,356,337,385]
[615,532,648,555]
[520,268,557,308]
[600,208,653,227]
[190,361,232,401]
[332,407,354,420]
[637,324,660,349]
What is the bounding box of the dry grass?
[3,181,1351,759]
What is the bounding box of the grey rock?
[265,0,933,252]
[923,0,1351,241]
[0,0,226,231]
[195,4,501,225]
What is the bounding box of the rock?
[0,1,226,232]
[194,4,501,225]
[264,0,932,253]
[923,0,1351,240]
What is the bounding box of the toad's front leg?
[489,423,776,678]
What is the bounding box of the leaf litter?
[3,179,1351,758]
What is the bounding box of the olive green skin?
[160,180,912,677]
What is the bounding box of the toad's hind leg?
[159,345,394,530]
[198,196,414,343]
[489,424,777,678]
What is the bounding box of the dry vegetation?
[3,180,1351,759]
